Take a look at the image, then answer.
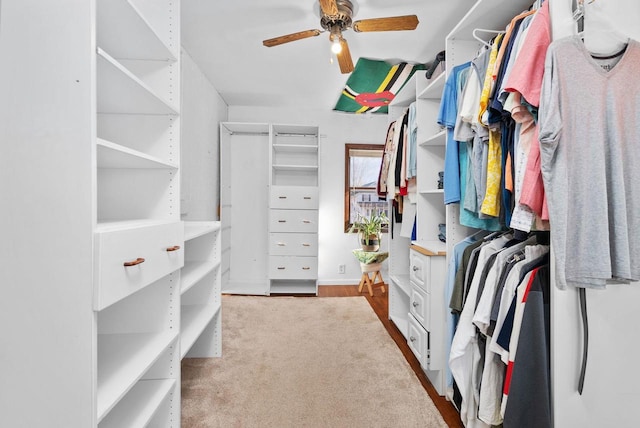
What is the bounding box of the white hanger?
[472,28,505,49]
[580,0,630,55]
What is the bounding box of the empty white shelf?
[97,48,178,115]
[390,274,412,296]
[181,260,220,295]
[417,72,445,100]
[97,331,178,422]
[184,221,221,241]
[272,144,319,152]
[98,379,175,428]
[272,164,318,171]
[97,0,177,61]
[419,130,447,147]
[180,302,222,359]
[97,138,178,169]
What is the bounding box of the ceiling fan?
[262,0,419,74]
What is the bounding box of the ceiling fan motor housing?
[320,0,354,35]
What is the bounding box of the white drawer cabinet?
[270,186,319,209]
[408,313,428,367]
[269,232,318,256]
[407,246,446,377]
[94,221,184,310]
[410,249,430,292]
[269,256,318,279]
[410,285,431,332]
[269,209,318,233]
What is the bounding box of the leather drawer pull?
[277,243,286,246]
[278,220,286,223]
[279,196,287,199]
[303,196,312,199]
[277,267,286,270]
[302,220,311,223]
[302,267,310,270]
[302,243,310,247]
[124,258,145,267]
[166,245,181,252]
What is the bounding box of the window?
[344,143,388,232]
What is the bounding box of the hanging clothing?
[449,233,550,427]
[449,234,511,428]
[377,121,396,199]
[439,62,471,204]
[504,0,552,224]
[407,102,418,179]
[539,36,640,289]
[503,265,551,428]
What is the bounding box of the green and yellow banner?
[334,58,426,114]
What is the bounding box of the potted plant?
[349,210,389,252]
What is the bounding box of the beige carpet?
[181,295,447,428]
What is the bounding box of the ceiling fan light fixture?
[329,26,343,54]
[331,37,343,54]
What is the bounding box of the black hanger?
[592,44,627,60]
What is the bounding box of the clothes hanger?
[591,45,627,60]
[472,28,505,49]
[577,0,630,59]
[468,229,491,241]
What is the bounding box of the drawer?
[269,209,318,233]
[410,284,431,331]
[410,249,430,292]
[269,233,318,256]
[270,186,319,209]
[269,256,318,279]
[407,313,427,368]
[94,221,183,310]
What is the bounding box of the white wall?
[181,48,228,221]
[548,1,640,427]
[229,106,390,285]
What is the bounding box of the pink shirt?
[504,1,551,220]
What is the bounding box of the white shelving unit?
[220,122,319,296]
[96,0,183,425]
[180,221,222,359]
[386,0,536,397]
[1,1,184,426]
[387,68,448,343]
[269,124,319,295]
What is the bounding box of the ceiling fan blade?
[337,39,354,74]
[319,0,339,16]
[263,29,322,47]
[352,15,419,32]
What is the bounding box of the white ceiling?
[181,0,472,110]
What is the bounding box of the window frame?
[344,143,388,233]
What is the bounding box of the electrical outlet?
[338,264,346,274]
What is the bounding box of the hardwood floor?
[318,285,464,428]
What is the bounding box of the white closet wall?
[0,1,96,425]
[180,48,228,221]
[548,1,640,426]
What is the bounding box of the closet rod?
[274,133,317,137]
[228,131,270,136]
